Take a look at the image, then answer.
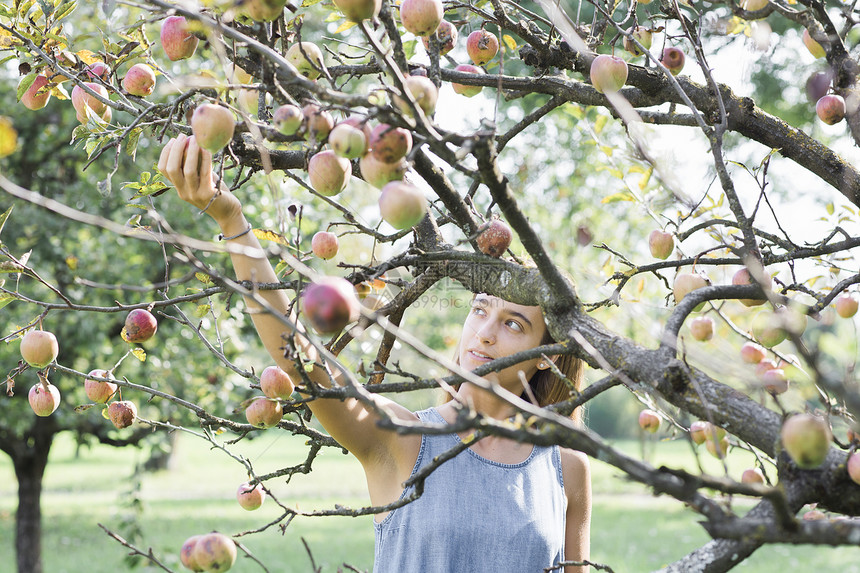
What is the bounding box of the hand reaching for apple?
[158,134,245,232]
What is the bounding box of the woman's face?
[458,294,549,390]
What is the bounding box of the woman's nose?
[475,323,496,344]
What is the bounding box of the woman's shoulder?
[559,447,590,490]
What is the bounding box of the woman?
[158,134,591,572]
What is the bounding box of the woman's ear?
[537,355,559,370]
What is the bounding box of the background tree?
[3,0,860,572]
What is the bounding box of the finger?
[157,138,175,178]
[165,134,188,185]
[199,144,213,186]
[183,136,201,191]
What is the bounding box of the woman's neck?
[448,383,518,421]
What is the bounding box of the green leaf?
[194,304,211,318]
[0,292,18,311]
[126,127,141,159]
[195,272,213,284]
[54,1,77,22]
[37,0,53,17]
[0,205,12,237]
[402,39,418,61]
[502,34,517,51]
[301,0,324,5]
[826,202,834,215]
[16,73,36,102]
[0,261,25,273]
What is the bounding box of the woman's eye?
[506,320,523,332]
[471,306,486,316]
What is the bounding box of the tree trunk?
[11,418,55,573]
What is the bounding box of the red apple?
[124,308,158,343]
[191,104,236,153]
[623,26,653,57]
[740,341,767,364]
[122,63,156,97]
[71,82,109,123]
[476,219,513,258]
[421,19,458,55]
[160,16,199,61]
[802,29,826,59]
[29,382,61,417]
[648,229,674,259]
[589,54,628,94]
[236,481,266,511]
[108,400,137,429]
[359,154,408,189]
[399,0,443,37]
[847,452,860,485]
[689,421,709,445]
[333,0,381,22]
[260,366,295,399]
[329,122,367,159]
[20,330,59,369]
[689,316,715,341]
[379,181,428,230]
[451,64,485,97]
[761,368,788,395]
[755,358,780,377]
[638,409,661,433]
[191,532,237,572]
[308,150,352,197]
[466,29,499,66]
[672,272,709,309]
[806,70,832,104]
[392,74,439,116]
[732,267,771,307]
[19,75,51,110]
[245,396,283,428]
[302,104,334,141]
[741,467,765,484]
[180,534,205,572]
[370,123,412,164]
[816,94,846,125]
[286,42,325,80]
[311,231,339,260]
[85,62,111,81]
[273,104,303,136]
[85,369,118,404]
[301,276,361,334]
[780,413,832,469]
[660,47,686,76]
[836,293,859,318]
[690,421,726,446]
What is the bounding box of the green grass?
[1,431,859,572]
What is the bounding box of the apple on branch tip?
[399,0,443,37]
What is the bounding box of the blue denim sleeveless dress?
[373,407,567,572]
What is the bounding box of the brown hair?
[446,307,586,425]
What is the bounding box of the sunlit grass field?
[1,430,859,572]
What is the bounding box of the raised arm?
[157,135,420,481]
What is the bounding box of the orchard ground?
[1,431,858,572]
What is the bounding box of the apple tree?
[3,0,860,572]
